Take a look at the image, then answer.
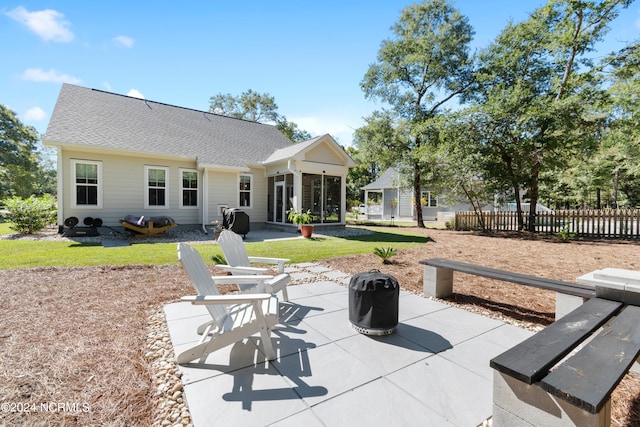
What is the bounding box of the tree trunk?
[614,169,619,208]
[527,162,541,232]
[514,185,524,231]
[461,183,486,230]
[414,160,425,228]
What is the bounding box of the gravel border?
[1,224,374,243]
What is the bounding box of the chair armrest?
[248,257,290,273]
[216,264,269,274]
[182,293,273,305]
[210,275,274,285]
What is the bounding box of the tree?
[0,104,54,200]
[464,0,630,230]
[590,40,640,207]
[360,0,474,227]
[343,146,381,205]
[438,111,502,230]
[208,89,312,142]
[276,118,312,143]
[353,111,402,170]
[209,89,280,123]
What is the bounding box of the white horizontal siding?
[61,150,201,226]
[205,168,267,224]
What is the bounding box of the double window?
[145,166,169,208]
[421,191,438,207]
[72,160,102,208]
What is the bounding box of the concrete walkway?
[164,263,533,427]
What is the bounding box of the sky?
[2,1,639,147]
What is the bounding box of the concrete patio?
[164,262,534,426]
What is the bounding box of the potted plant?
[288,209,314,238]
[211,220,224,240]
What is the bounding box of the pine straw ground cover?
[0,228,638,426]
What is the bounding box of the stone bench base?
[493,371,611,427]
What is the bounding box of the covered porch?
[263,134,356,229]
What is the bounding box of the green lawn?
[0,221,12,235]
[0,226,429,270]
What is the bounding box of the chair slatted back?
[177,243,230,329]
[218,230,251,271]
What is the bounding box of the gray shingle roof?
[263,134,325,163]
[362,167,401,190]
[44,84,293,168]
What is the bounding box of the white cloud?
[102,82,112,91]
[23,107,47,121]
[21,68,82,84]
[6,6,73,42]
[127,89,145,99]
[113,35,134,48]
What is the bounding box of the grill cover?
[223,208,250,238]
[349,270,399,335]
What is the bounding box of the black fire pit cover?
[349,270,399,335]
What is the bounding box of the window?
[301,173,342,223]
[421,191,438,207]
[239,174,252,208]
[145,166,169,208]
[180,169,198,208]
[72,160,102,208]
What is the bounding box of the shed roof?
[362,167,401,190]
[44,84,293,169]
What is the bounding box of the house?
[43,84,356,232]
[361,167,470,222]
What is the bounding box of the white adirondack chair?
[176,242,278,364]
[216,230,291,301]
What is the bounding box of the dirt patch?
[0,227,639,425]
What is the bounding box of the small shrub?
[211,254,226,264]
[555,225,575,242]
[2,194,57,234]
[374,246,397,264]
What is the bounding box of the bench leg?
[555,293,588,320]
[423,266,453,298]
[493,370,611,427]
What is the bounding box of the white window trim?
[71,159,102,209]
[144,165,170,209]
[421,190,438,207]
[179,168,199,209]
[238,173,253,209]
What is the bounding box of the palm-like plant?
[373,246,397,264]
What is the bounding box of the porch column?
[56,147,64,229]
[201,168,209,232]
[341,173,347,224]
[364,190,369,217]
[292,171,302,212]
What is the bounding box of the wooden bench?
[119,217,177,236]
[419,258,595,319]
[490,297,640,426]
